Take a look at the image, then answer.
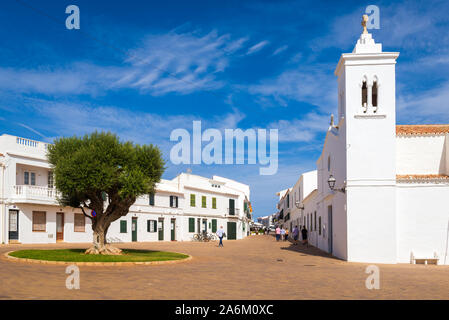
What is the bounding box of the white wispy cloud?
[246,40,270,55]
[0,29,250,97]
[272,45,288,56]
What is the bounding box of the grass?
[8,249,189,263]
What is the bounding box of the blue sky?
[1,0,449,218]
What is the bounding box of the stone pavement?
[1,235,448,299]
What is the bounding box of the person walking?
[275,226,281,241]
[292,225,299,245]
[284,228,289,241]
[280,227,286,241]
[216,225,225,247]
[301,226,309,247]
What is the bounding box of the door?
[170,219,176,241]
[8,210,19,241]
[158,218,164,241]
[56,212,64,241]
[328,205,333,254]
[202,219,207,232]
[132,217,137,242]
[227,222,237,240]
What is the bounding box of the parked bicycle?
[192,232,217,242]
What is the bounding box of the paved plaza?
[1,235,449,299]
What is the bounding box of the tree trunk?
[85,224,122,255]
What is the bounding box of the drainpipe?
[0,159,5,244]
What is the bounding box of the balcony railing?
[12,185,59,202]
[227,208,240,216]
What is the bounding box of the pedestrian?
[275,226,281,241]
[301,226,308,247]
[292,225,299,245]
[216,225,225,247]
[284,228,289,241]
[280,227,286,241]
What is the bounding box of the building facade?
[0,134,252,244]
[275,22,449,265]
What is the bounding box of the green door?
[132,218,137,242]
[227,222,237,240]
[158,218,164,241]
[170,219,176,241]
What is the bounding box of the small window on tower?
[372,81,378,107]
[362,81,368,106]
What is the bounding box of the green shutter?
[120,220,127,233]
[189,218,195,233]
[202,196,206,208]
[149,193,155,206]
[190,194,195,207]
[212,219,217,232]
[212,197,217,209]
[229,199,235,215]
[244,202,248,211]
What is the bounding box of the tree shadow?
[280,240,343,262]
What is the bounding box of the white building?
[0,134,252,244]
[276,20,449,265]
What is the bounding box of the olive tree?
[47,132,165,255]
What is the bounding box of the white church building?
[276,19,449,265]
[0,134,252,244]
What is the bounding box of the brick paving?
[1,235,449,299]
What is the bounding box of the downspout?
[0,159,5,244]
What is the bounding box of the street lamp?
[328,175,345,193]
[295,200,304,210]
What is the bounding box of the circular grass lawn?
[8,249,189,263]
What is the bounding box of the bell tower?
[335,15,400,263]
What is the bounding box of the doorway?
[327,205,333,254]
[132,217,137,242]
[227,221,237,240]
[56,212,64,241]
[158,218,164,241]
[170,218,176,241]
[8,210,19,241]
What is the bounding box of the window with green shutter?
[120,220,127,233]
[147,220,156,232]
[229,199,235,215]
[212,197,217,209]
[212,219,217,232]
[149,193,155,206]
[202,196,206,208]
[188,218,195,233]
[190,194,195,207]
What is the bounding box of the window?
[120,220,127,233]
[149,193,155,206]
[48,171,54,188]
[202,196,207,208]
[372,81,378,107]
[314,211,317,231]
[212,197,217,209]
[188,218,195,233]
[190,194,195,207]
[24,172,35,185]
[74,214,85,232]
[287,194,290,208]
[147,220,157,232]
[32,211,46,232]
[319,216,322,236]
[229,199,235,215]
[212,219,217,232]
[362,80,367,106]
[170,196,178,208]
[328,156,331,172]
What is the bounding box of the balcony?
[227,208,240,216]
[11,185,59,204]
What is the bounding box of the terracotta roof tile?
[396,125,449,135]
[397,174,449,180]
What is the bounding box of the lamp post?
[328,175,345,193]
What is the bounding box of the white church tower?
[334,15,400,263]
